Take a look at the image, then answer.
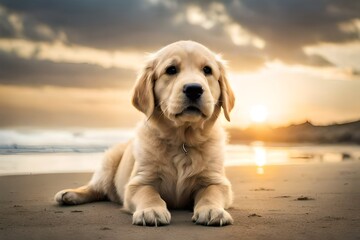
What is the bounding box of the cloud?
[1,0,359,51]
[304,41,360,71]
[256,60,359,81]
[0,85,142,128]
[0,4,145,72]
[226,0,360,65]
[2,0,358,71]
[0,52,136,89]
[0,2,266,73]
[0,0,359,89]
[174,2,265,48]
[0,38,144,70]
[338,18,360,38]
[0,1,265,63]
[0,5,67,42]
[0,1,181,50]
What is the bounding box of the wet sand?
[0,163,359,240]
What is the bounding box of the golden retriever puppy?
[55,40,235,227]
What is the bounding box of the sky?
[0,0,359,129]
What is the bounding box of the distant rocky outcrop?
[227,120,360,144]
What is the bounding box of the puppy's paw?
[192,206,233,226]
[132,207,171,227]
[54,190,82,205]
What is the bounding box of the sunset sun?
[250,105,269,123]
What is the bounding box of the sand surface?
[0,163,359,240]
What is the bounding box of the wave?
[0,128,134,154]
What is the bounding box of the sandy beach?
[0,163,359,240]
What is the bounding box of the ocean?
[1,129,359,175]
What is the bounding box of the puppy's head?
[132,41,235,126]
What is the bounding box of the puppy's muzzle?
[183,83,204,101]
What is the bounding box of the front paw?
[132,207,171,227]
[55,190,79,205]
[192,206,233,226]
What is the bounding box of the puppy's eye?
[165,65,178,75]
[203,66,212,75]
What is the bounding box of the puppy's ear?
[132,60,155,117]
[217,59,235,122]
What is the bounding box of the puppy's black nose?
[183,83,204,101]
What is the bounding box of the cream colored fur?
[55,41,235,227]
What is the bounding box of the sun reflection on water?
[252,143,267,174]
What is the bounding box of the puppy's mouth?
[175,106,206,118]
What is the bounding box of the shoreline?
[1,143,360,176]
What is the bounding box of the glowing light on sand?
[250,105,269,123]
